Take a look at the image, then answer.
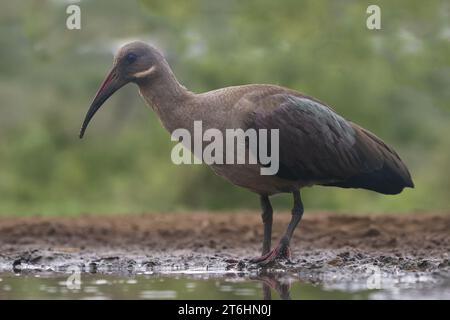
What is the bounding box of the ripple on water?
[140,290,177,299]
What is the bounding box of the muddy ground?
[0,211,449,283]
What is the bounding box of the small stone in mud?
[327,258,344,266]
[88,262,97,273]
[337,251,351,260]
[29,255,43,264]
[417,260,432,270]
[354,252,365,260]
[236,261,246,270]
[142,260,158,268]
[12,259,22,273]
[100,256,120,261]
[438,261,450,268]
[378,255,395,264]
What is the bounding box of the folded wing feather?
[245,93,413,194]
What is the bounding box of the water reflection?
[0,270,446,300]
[250,272,291,300]
[0,271,320,299]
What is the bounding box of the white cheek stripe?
[134,66,156,78]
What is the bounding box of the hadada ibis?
[80,41,414,265]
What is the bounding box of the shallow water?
[1,271,449,300]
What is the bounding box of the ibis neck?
[137,60,194,117]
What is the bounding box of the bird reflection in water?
[250,272,292,300]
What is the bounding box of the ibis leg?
[260,195,273,255]
[251,190,304,265]
[278,190,303,253]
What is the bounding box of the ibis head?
[79,41,163,139]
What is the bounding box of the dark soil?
[0,212,449,279]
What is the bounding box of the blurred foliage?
[0,0,449,215]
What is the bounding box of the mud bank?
[0,212,449,285]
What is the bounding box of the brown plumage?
[246,93,413,195]
[80,41,414,265]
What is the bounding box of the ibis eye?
[125,53,137,64]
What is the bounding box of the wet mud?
[0,212,449,291]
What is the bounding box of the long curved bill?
[79,67,125,139]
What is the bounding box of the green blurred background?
[0,0,449,215]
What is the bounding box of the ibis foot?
[250,244,292,266]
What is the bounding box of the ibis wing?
[246,94,413,194]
